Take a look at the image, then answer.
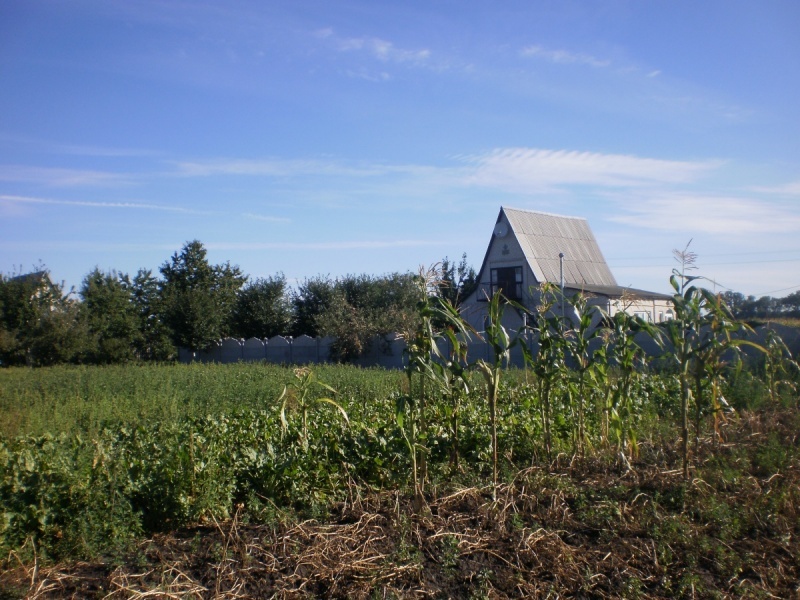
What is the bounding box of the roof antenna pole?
[559,252,565,321]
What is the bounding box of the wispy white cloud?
[241,212,291,223]
[315,28,431,65]
[521,45,610,68]
[346,69,391,82]
[649,93,753,123]
[460,148,720,192]
[173,149,720,194]
[165,148,735,219]
[0,133,160,158]
[750,180,800,196]
[0,194,205,214]
[609,195,800,235]
[173,157,389,178]
[346,37,430,64]
[0,240,181,254]
[0,238,447,256]
[49,143,159,158]
[205,240,445,251]
[519,45,749,124]
[0,165,133,187]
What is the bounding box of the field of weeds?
[1,359,799,599]
[2,282,799,598]
[2,403,798,599]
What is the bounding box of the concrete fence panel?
[178,321,791,369]
[292,334,321,364]
[197,344,221,363]
[266,336,292,364]
[243,337,266,361]
[219,338,243,363]
[355,334,405,368]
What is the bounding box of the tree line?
[0,240,477,366]
[720,290,800,320]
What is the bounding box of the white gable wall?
[460,210,539,332]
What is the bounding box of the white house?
[459,207,673,332]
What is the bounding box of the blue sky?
[1,0,799,298]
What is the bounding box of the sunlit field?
[1,356,798,598]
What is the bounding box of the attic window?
[491,266,522,300]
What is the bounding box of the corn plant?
[595,300,657,469]
[474,290,519,497]
[279,367,348,449]
[397,265,445,506]
[592,339,612,446]
[664,243,771,478]
[562,292,603,458]
[762,328,799,405]
[521,283,566,460]
[663,242,711,480]
[664,243,702,479]
[433,297,474,472]
[687,291,759,450]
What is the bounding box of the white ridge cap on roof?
[502,206,587,221]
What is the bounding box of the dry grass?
[3,406,799,599]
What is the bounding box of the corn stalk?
[398,265,473,507]
[688,291,760,450]
[522,283,566,461]
[563,291,602,459]
[595,300,658,470]
[474,290,519,498]
[763,328,799,405]
[279,367,347,450]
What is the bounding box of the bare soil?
[3,407,799,599]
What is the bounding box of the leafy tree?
[719,290,800,320]
[293,272,422,358]
[128,269,175,361]
[315,288,370,361]
[292,275,336,337]
[159,240,246,352]
[721,291,746,316]
[784,290,800,312]
[438,253,478,307]
[26,300,94,366]
[316,273,419,361]
[79,268,141,364]
[232,274,294,339]
[0,269,90,365]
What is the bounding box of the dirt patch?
[3,407,799,599]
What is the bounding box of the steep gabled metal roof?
[503,207,618,287]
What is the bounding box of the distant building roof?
[9,271,48,285]
[563,283,671,301]
[502,207,618,287]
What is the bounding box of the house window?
[491,266,523,300]
[634,310,652,322]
